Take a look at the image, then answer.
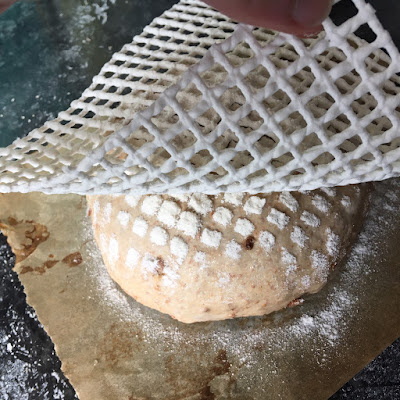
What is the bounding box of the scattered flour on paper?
[83,180,400,372]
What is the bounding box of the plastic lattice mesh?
[1,0,400,194]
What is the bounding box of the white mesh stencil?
[1,0,400,194]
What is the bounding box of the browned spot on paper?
[212,349,231,375]
[0,219,49,263]
[7,217,18,226]
[100,324,143,367]
[163,343,236,400]
[244,235,256,250]
[20,266,34,274]
[49,254,54,258]
[62,252,83,267]
[199,349,234,400]
[20,259,59,275]
[87,208,92,217]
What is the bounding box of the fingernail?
[292,0,333,28]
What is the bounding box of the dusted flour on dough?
[243,197,266,215]
[225,240,242,260]
[213,207,233,227]
[201,228,222,248]
[312,195,331,214]
[279,192,299,213]
[291,226,308,248]
[259,231,276,253]
[301,211,320,228]
[267,208,290,230]
[176,211,200,238]
[87,185,369,323]
[132,217,148,237]
[234,218,254,237]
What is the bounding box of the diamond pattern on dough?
[267,208,290,229]
[170,237,189,263]
[259,231,276,253]
[225,240,242,260]
[132,216,148,237]
[117,211,130,228]
[150,226,169,246]
[176,211,200,238]
[234,218,255,236]
[158,200,181,228]
[201,228,222,248]
[188,194,213,216]
[223,193,244,206]
[141,195,162,216]
[243,196,266,215]
[300,211,320,227]
[87,183,368,323]
[290,226,308,248]
[279,192,299,212]
[312,195,331,214]
[213,207,233,226]
[125,247,140,270]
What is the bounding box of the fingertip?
[292,0,333,29]
[204,0,331,36]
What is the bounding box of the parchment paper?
[0,180,399,400]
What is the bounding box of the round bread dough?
[87,185,369,323]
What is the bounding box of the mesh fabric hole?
[252,27,277,47]
[351,92,378,119]
[206,166,228,181]
[244,65,270,92]
[335,69,361,95]
[279,112,307,135]
[366,116,393,136]
[330,0,359,26]
[263,90,291,113]
[176,83,203,112]
[255,134,279,154]
[225,41,255,67]
[307,92,335,119]
[324,114,351,137]
[271,152,295,168]
[230,150,254,169]
[213,130,239,151]
[316,47,347,71]
[200,63,228,88]
[195,108,221,135]
[104,147,128,165]
[298,133,323,153]
[125,126,155,150]
[337,135,363,154]
[239,111,264,134]
[365,48,391,73]
[312,152,335,166]
[147,147,172,168]
[269,44,299,69]
[190,149,213,168]
[289,67,316,95]
[151,106,179,134]
[170,130,197,151]
[220,86,246,113]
